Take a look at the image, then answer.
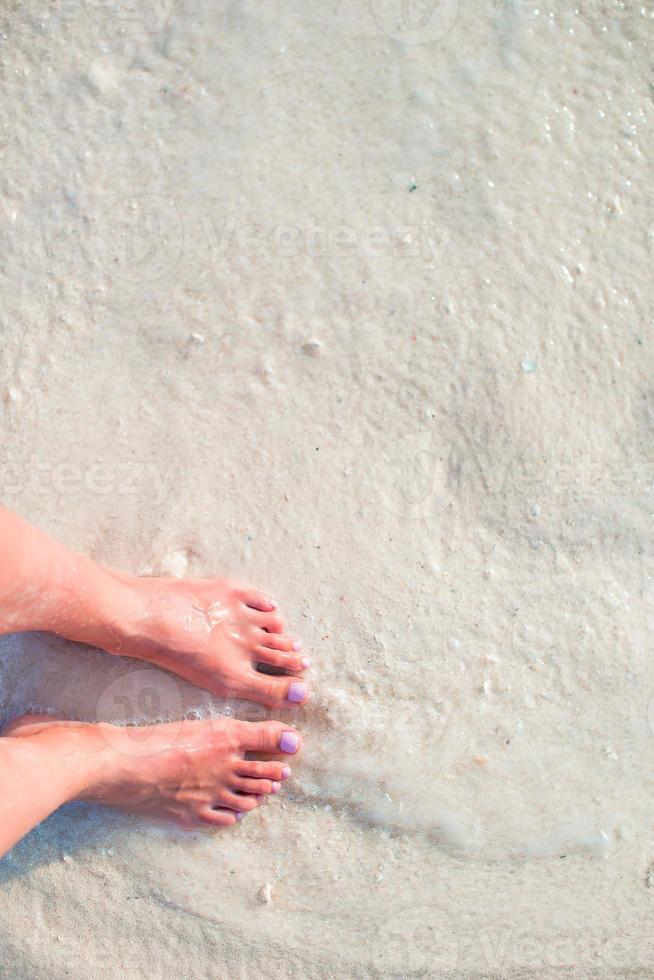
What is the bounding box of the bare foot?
[91,573,311,710]
[0,508,310,710]
[3,713,302,829]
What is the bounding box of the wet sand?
[0,1,653,976]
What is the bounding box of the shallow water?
[1,1,653,976]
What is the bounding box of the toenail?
[280,731,299,754]
[301,656,311,670]
[270,599,278,609]
[271,781,281,793]
[292,639,302,651]
[287,681,308,703]
[235,812,244,822]
[281,766,291,780]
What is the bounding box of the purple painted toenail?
[235,812,244,822]
[280,731,299,754]
[271,781,281,794]
[292,639,302,651]
[301,657,311,670]
[281,766,291,780]
[287,681,308,703]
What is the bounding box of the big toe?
[240,671,310,709]
[237,720,303,756]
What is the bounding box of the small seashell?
[257,882,273,904]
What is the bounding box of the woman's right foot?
[3,714,301,829]
[95,573,312,711]
[40,566,311,710]
[0,508,310,711]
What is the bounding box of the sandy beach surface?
[1,1,653,977]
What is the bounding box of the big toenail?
[271,781,281,793]
[281,766,291,780]
[301,657,311,670]
[287,682,308,703]
[292,640,302,651]
[280,731,299,753]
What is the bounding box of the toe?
[236,587,277,612]
[236,759,292,781]
[223,792,260,812]
[255,645,308,673]
[250,611,285,633]
[198,806,241,827]
[241,672,310,708]
[238,720,303,755]
[233,776,280,796]
[257,632,303,653]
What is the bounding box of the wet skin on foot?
[90,574,311,710]
[2,714,303,830]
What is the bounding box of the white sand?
[1,1,653,976]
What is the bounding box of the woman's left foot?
[3,713,302,828]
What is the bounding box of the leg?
[0,506,310,709]
[0,714,302,859]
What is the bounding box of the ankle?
[0,727,98,805]
[0,537,101,638]
[33,559,144,655]
[0,542,67,635]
